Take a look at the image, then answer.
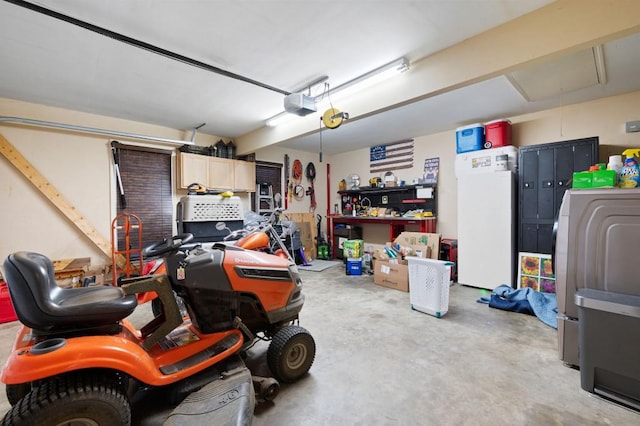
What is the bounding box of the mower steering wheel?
[143,233,194,258]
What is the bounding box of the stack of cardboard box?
[373,232,441,292]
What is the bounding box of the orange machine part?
[235,232,270,251]
[1,321,243,386]
[111,213,144,285]
[222,249,296,312]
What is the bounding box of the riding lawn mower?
[1,230,315,425]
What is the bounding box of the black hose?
[306,163,317,211]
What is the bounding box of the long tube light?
[0,116,194,146]
[317,57,409,107]
[266,112,296,127]
[265,57,409,127]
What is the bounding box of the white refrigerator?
[455,147,518,290]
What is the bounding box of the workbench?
[328,215,437,255]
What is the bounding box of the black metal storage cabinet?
[333,225,362,260]
[518,137,598,254]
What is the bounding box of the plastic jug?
[607,155,623,186]
[619,149,640,188]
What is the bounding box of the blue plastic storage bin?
[456,124,484,153]
[346,257,363,276]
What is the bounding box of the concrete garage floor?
[0,263,638,425]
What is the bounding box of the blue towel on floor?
[478,285,558,329]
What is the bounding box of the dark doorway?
[252,161,283,213]
[112,141,173,251]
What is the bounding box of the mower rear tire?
[267,325,315,383]
[1,373,130,426]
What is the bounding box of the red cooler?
[0,282,18,323]
[484,119,511,149]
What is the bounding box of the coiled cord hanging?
[306,162,317,211]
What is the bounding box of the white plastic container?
[607,155,623,185]
[407,257,451,318]
[455,145,518,178]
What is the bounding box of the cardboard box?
[374,258,409,292]
[572,171,593,188]
[391,232,440,259]
[373,233,440,292]
[592,169,617,187]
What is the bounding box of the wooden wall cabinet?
[178,153,255,192]
[208,156,234,189]
[233,159,257,192]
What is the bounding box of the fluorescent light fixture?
[264,57,409,127]
[266,112,296,127]
[319,57,409,105]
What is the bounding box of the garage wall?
[2,90,640,271]
[0,98,223,269]
[328,89,640,243]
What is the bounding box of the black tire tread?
[5,384,30,407]
[1,372,130,426]
[267,325,315,384]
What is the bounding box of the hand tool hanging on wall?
[305,162,317,211]
[284,154,290,209]
[110,140,126,208]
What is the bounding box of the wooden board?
[53,257,91,282]
[284,212,317,258]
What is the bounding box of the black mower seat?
[3,252,138,332]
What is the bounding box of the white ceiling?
[1,0,639,155]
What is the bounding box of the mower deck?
[164,362,255,425]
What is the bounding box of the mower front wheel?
[1,373,130,425]
[5,383,30,406]
[267,325,316,383]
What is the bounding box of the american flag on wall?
[369,139,414,174]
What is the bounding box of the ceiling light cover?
[507,47,605,102]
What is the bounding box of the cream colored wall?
[326,90,640,246]
[512,90,640,149]
[3,91,636,270]
[0,98,224,270]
